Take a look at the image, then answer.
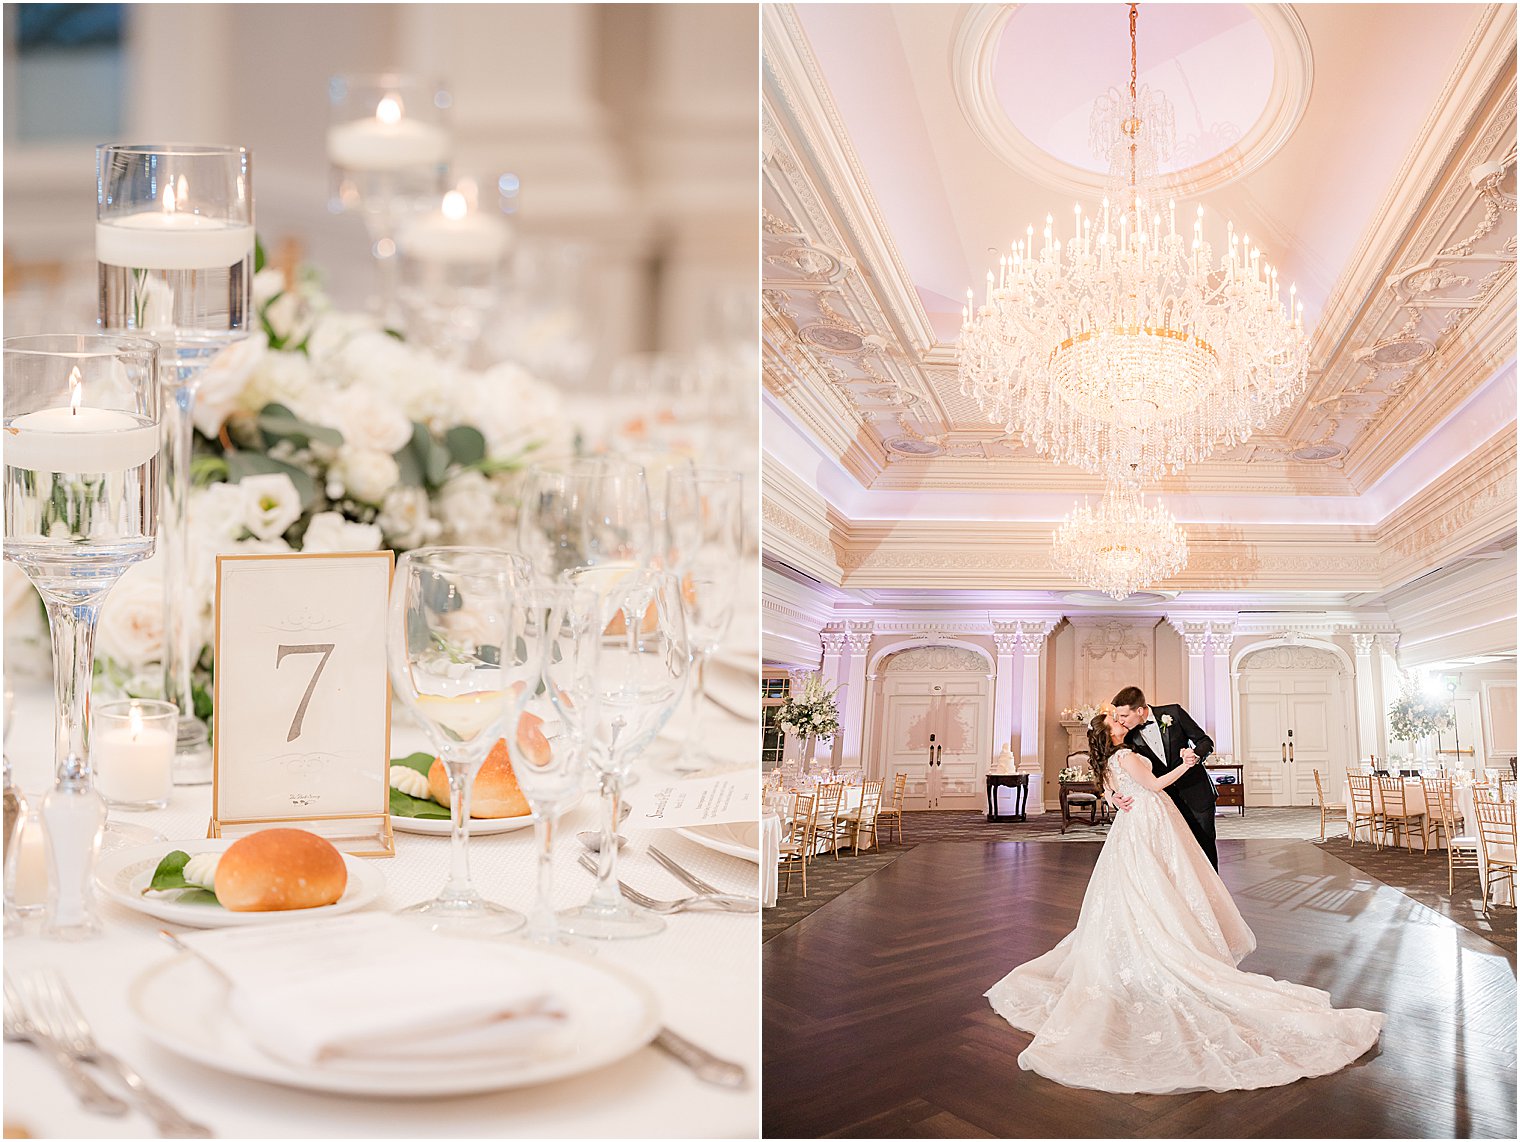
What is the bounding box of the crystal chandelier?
[1052,481,1189,601]
[959,4,1308,484]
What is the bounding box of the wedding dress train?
[985,754,1383,1094]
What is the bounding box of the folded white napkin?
[181,914,567,1069]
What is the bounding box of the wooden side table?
[1206,764,1246,816]
[986,773,1029,821]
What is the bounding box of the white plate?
[389,789,583,836]
[95,840,384,929]
[127,946,660,1097]
[674,820,761,864]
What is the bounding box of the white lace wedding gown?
[985,751,1383,1094]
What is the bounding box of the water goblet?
[506,585,598,945]
[661,467,744,774]
[387,546,531,933]
[4,334,161,939]
[558,569,691,940]
[516,456,654,581]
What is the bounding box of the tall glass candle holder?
[328,74,451,324]
[3,334,161,939]
[97,143,254,786]
[397,181,510,363]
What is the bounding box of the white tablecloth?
[760,814,782,908]
[3,609,760,1137]
[1458,785,1516,908]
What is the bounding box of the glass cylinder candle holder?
[97,143,253,788]
[4,333,162,940]
[328,73,451,323]
[398,182,511,363]
[94,700,177,811]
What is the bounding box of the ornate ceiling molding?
[950,4,1313,199]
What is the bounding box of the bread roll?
[427,732,534,818]
[215,829,348,912]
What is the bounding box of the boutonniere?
[1160,714,1173,730]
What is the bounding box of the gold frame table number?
[210,551,395,856]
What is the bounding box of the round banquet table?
[3,614,760,1138]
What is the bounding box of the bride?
[985,712,1383,1094]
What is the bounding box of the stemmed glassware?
[507,585,598,945]
[3,334,161,939]
[661,467,745,774]
[387,546,531,933]
[328,73,451,324]
[516,456,654,582]
[97,143,254,786]
[559,569,691,940]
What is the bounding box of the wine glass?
[558,569,691,940]
[387,546,531,933]
[661,467,744,774]
[4,334,161,939]
[506,584,598,945]
[516,456,654,581]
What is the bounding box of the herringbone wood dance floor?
[762,839,1517,1139]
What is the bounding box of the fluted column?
[836,621,874,771]
[813,626,848,768]
[1014,621,1056,814]
[1184,630,1210,723]
[1375,633,1402,764]
[1351,634,1378,766]
[1207,621,1236,754]
[991,623,1020,754]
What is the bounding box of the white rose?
[376,486,441,550]
[239,473,304,541]
[239,349,318,419]
[305,310,380,364]
[458,363,568,459]
[252,268,288,310]
[264,289,316,348]
[3,563,49,678]
[331,447,401,505]
[436,470,504,544]
[193,332,269,437]
[322,387,413,454]
[301,511,382,553]
[188,482,250,548]
[97,557,167,671]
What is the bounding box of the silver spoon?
[577,799,631,852]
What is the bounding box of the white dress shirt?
[1138,716,1166,762]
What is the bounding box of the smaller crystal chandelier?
[1052,482,1188,601]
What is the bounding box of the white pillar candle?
[399,190,510,265]
[96,213,255,271]
[94,708,175,806]
[11,816,48,907]
[327,95,449,172]
[5,393,158,475]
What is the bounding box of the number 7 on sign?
[276,643,336,742]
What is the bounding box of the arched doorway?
[1236,643,1354,806]
[871,645,993,810]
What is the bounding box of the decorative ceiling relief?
[884,646,991,673]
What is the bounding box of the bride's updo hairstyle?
[1087,713,1121,789]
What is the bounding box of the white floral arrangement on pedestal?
[775,672,840,744]
[1060,702,1103,724]
[1058,765,1096,784]
[1387,673,1453,758]
[6,248,571,719]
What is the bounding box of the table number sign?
[211,552,395,856]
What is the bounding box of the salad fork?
[648,846,759,904]
[3,973,128,1116]
[575,854,757,913]
[20,969,213,1138]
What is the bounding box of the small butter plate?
[94,839,385,929]
[389,790,582,836]
[673,821,762,864]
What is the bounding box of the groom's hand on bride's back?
[1110,792,1135,812]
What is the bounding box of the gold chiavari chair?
[1346,773,1380,848]
[1500,776,1515,802]
[1436,781,1483,895]
[778,791,816,897]
[1377,775,1429,853]
[1473,799,1516,918]
[841,779,882,854]
[1313,769,1346,842]
[813,782,845,860]
[875,772,908,845]
[1420,776,1458,850]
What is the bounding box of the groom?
[1109,686,1219,869]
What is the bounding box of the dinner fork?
[575,854,757,913]
[20,969,213,1138]
[648,846,759,903]
[3,972,128,1116]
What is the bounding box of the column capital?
[845,620,874,654]
[1374,632,1401,656]
[1350,633,1377,655]
[1205,621,1235,650]
[1014,619,1057,653]
[819,626,848,654]
[1183,632,1210,656]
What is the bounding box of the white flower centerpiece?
[776,672,841,774]
[56,243,572,719]
[1387,673,1454,765]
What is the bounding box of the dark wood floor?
[762,839,1517,1139]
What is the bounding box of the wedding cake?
[989,746,1016,775]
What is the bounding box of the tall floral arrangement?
[776,672,841,744]
[73,247,571,710]
[1387,673,1453,754]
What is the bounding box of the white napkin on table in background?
[181,914,567,1068]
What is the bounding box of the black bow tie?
[1139,720,1157,729]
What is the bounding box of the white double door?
[877,673,991,811]
[1239,671,1345,806]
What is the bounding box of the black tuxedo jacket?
[1124,702,1216,813]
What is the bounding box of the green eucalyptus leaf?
[226,452,320,510]
[444,426,486,468]
[254,404,343,449]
